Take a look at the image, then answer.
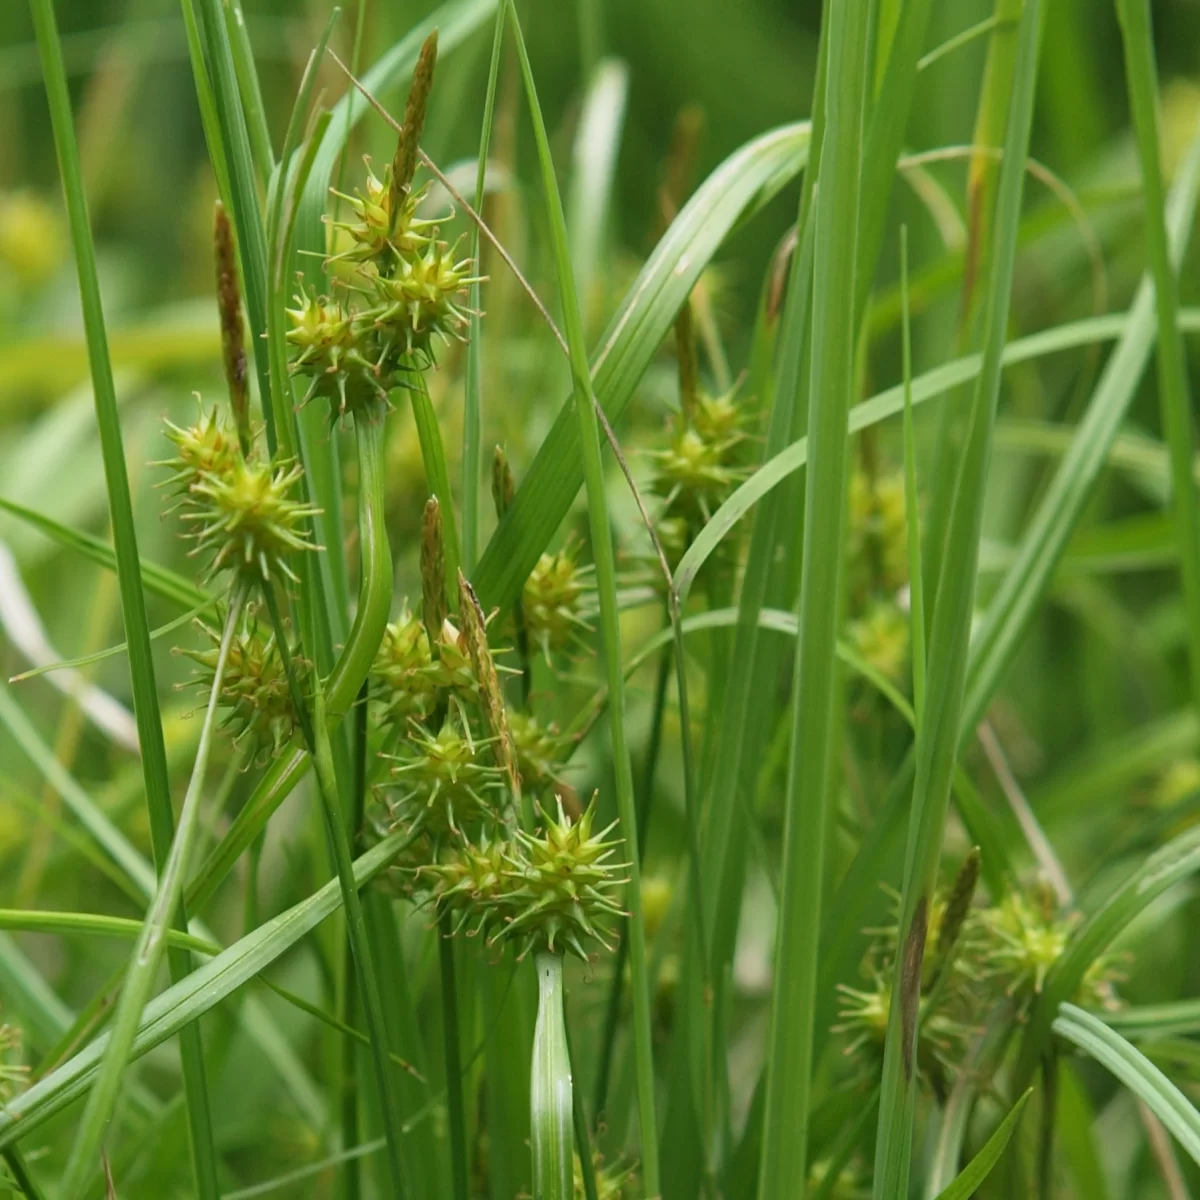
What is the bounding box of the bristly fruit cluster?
[650,303,750,574]
[180,606,307,766]
[286,34,483,429]
[160,405,319,585]
[362,497,624,962]
[835,853,1122,1098]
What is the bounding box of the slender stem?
[565,1009,600,1200]
[2,1147,47,1200]
[59,578,247,1196]
[463,4,507,571]
[531,952,573,1200]
[439,915,470,1200]
[506,8,660,1186]
[593,636,671,1118]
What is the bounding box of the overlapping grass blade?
[506,3,659,1185]
[473,120,811,613]
[756,0,870,1192]
[57,582,246,1196]
[1115,0,1200,710]
[872,2,1045,1194]
[962,121,1200,731]
[930,1089,1032,1200]
[1053,1005,1200,1167]
[28,1,220,1187]
[0,831,413,1148]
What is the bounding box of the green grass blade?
[506,4,659,1186]
[872,2,1045,1194]
[27,3,220,1188]
[191,0,274,451]
[57,581,246,1196]
[1054,1004,1200,1167]
[0,830,414,1149]
[757,0,870,1194]
[223,0,274,181]
[1116,0,1200,710]
[2,1148,47,1200]
[900,225,926,721]
[962,120,1200,731]
[0,496,211,611]
[931,1089,1032,1200]
[0,909,219,957]
[474,120,810,614]
[462,2,505,572]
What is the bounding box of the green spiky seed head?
[848,467,910,598]
[509,710,573,793]
[691,389,747,450]
[419,831,515,939]
[846,599,910,685]
[523,547,594,663]
[651,426,745,523]
[371,603,438,733]
[384,717,508,837]
[574,1150,637,1199]
[327,159,439,268]
[285,288,392,423]
[428,616,481,695]
[180,613,304,764]
[500,795,627,961]
[363,234,482,364]
[161,407,241,495]
[977,888,1074,1000]
[182,456,320,583]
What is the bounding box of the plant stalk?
[531,952,573,1200]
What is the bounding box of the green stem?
[2,1147,46,1200]
[593,636,671,1119]
[1116,0,1200,718]
[408,371,462,594]
[565,1011,600,1200]
[438,916,470,1200]
[531,952,573,1200]
[59,577,247,1196]
[463,3,507,571]
[506,7,660,1187]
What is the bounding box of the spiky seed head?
[371,602,438,733]
[574,1149,638,1200]
[523,546,594,663]
[364,236,483,364]
[183,456,320,583]
[848,466,910,599]
[285,287,391,424]
[845,599,910,685]
[509,710,573,794]
[328,159,439,268]
[160,406,241,496]
[384,716,509,837]
[977,889,1074,1000]
[180,611,305,764]
[418,831,515,938]
[499,794,628,961]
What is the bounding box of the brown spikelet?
[457,568,518,795]
[390,30,438,217]
[899,897,929,1082]
[492,444,515,519]
[214,202,251,455]
[674,301,699,426]
[420,497,447,646]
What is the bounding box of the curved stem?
[531,952,573,1200]
[59,577,247,1196]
